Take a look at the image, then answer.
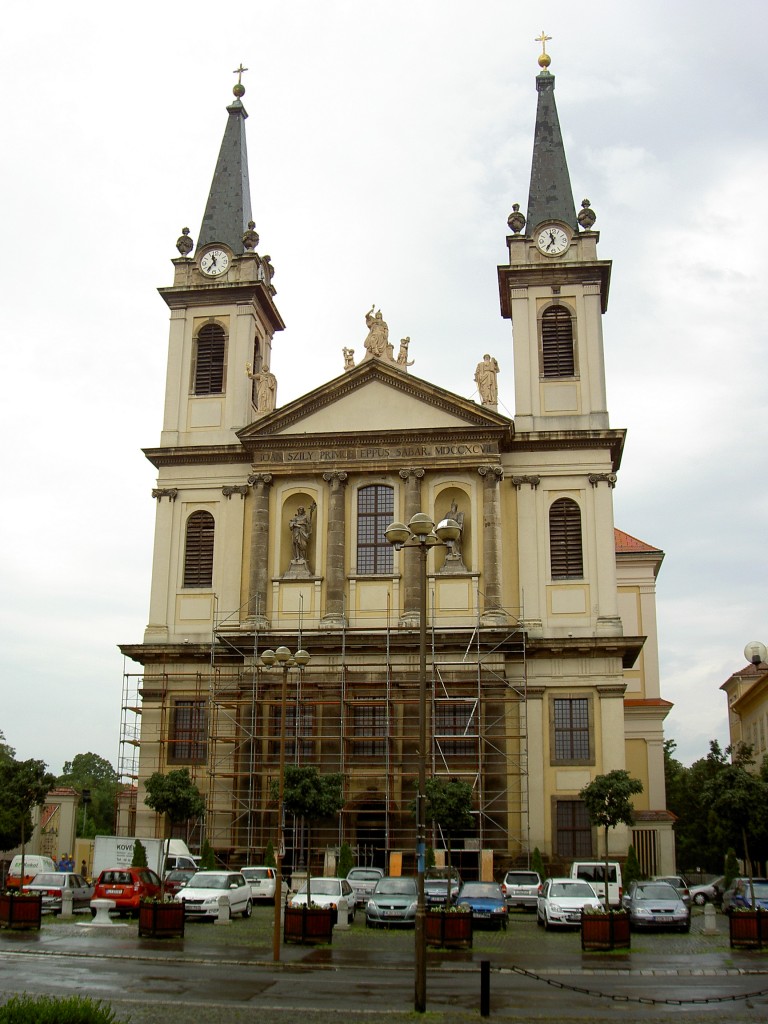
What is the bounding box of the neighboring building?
[119,51,674,877]
[721,660,768,763]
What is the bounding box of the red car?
[92,867,162,917]
[164,868,197,896]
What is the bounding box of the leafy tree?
[276,765,344,906]
[424,776,474,904]
[58,752,119,838]
[200,838,215,869]
[144,768,205,895]
[131,839,148,868]
[531,846,547,882]
[724,847,740,889]
[0,730,15,764]
[580,769,643,908]
[264,839,276,868]
[665,739,733,872]
[623,844,643,888]
[337,841,354,879]
[0,759,56,881]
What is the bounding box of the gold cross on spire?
[535,31,552,70]
[233,63,249,85]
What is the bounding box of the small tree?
[724,847,740,889]
[623,844,643,889]
[424,776,474,904]
[264,839,276,868]
[144,769,205,896]
[131,839,148,868]
[0,758,56,883]
[199,838,215,869]
[580,769,643,909]
[531,846,547,882]
[337,842,354,879]
[276,765,344,907]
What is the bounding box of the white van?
[570,860,623,907]
[6,855,58,888]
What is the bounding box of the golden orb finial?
[535,31,552,70]
[233,62,248,98]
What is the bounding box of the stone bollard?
[215,894,232,926]
[335,897,350,930]
[88,899,118,926]
[702,902,718,935]
[61,890,74,917]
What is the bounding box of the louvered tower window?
[183,510,215,587]
[357,485,394,574]
[193,323,226,395]
[549,498,583,579]
[541,304,575,378]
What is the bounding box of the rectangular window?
[357,485,394,574]
[169,700,207,764]
[551,697,592,764]
[434,701,477,756]
[270,704,314,760]
[555,800,592,858]
[351,703,387,758]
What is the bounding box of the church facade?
[119,53,674,877]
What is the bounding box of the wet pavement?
[2,907,768,1023]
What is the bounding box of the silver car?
[22,872,94,914]
[175,871,253,919]
[625,881,690,932]
[366,876,418,927]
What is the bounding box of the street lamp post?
[260,644,311,963]
[385,512,460,1014]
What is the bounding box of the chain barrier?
[508,964,768,1006]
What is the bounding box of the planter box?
[581,911,630,951]
[0,894,43,931]
[425,911,473,949]
[284,906,334,944]
[138,901,185,938]
[729,910,768,949]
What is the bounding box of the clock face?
[200,248,230,276]
[536,226,570,256]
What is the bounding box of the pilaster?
[247,473,272,627]
[478,465,506,625]
[321,471,348,628]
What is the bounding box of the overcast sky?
[1,0,765,776]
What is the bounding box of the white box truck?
[92,836,197,879]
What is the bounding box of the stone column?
[399,467,425,626]
[588,474,622,636]
[321,471,348,628]
[478,464,506,626]
[247,473,272,628]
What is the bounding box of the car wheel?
[693,893,706,906]
[544,912,553,931]
[365,917,375,928]
[536,910,543,927]
[242,899,252,919]
[90,907,97,919]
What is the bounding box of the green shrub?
[337,842,354,878]
[199,839,215,870]
[264,840,276,868]
[623,844,643,888]
[531,847,546,881]
[0,994,120,1023]
[131,840,147,868]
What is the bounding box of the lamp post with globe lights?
[745,641,767,669]
[384,512,461,1014]
[260,645,310,962]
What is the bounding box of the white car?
[288,877,355,924]
[241,865,277,902]
[175,870,252,919]
[537,877,601,929]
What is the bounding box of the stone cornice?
[511,429,626,472]
[157,280,285,333]
[527,635,644,670]
[143,444,251,469]
[497,259,612,315]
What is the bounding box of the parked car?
[288,877,355,923]
[500,870,541,911]
[653,874,692,906]
[625,880,690,932]
[240,866,277,902]
[536,877,601,929]
[163,868,196,896]
[689,876,724,906]
[722,877,768,912]
[570,861,623,908]
[175,870,252,919]
[91,867,162,917]
[346,866,385,908]
[424,867,461,907]
[23,872,94,914]
[366,876,418,927]
[456,882,508,929]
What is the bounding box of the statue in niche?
[363,305,389,358]
[474,353,499,407]
[284,501,317,578]
[246,362,277,413]
[440,499,467,573]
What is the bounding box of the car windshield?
[187,874,231,889]
[29,874,63,886]
[742,883,768,898]
[99,871,133,885]
[635,884,679,900]
[506,873,538,885]
[349,869,381,881]
[376,878,416,895]
[297,880,340,896]
[550,882,594,898]
[242,869,270,879]
[426,868,459,880]
[461,883,501,898]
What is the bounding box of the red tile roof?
[614,528,662,554]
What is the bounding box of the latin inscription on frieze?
[257,442,496,465]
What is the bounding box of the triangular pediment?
[238,360,512,442]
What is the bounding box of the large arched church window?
[541,304,575,378]
[549,498,583,579]
[357,485,394,574]
[193,322,226,395]
[183,510,215,587]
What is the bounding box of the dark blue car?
[456,882,508,930]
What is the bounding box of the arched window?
[183,510,215,587]
[193,323,226,395]
[357,485,394,574]
[549,498,583,579]
[541,304,575,378]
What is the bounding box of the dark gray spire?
[196,97,253,254]
[526,71,578,233]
